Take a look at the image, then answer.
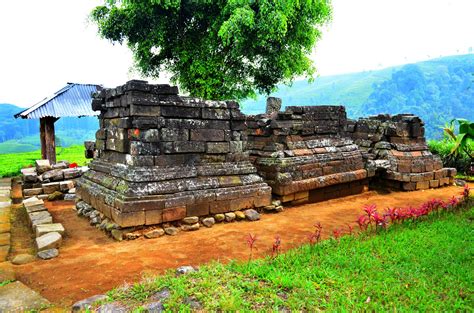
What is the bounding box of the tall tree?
[91,0,332,100]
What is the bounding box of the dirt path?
[14,186,462,307]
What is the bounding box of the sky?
[0,0,473,107]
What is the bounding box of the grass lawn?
[0,145,87,178]
[101,203,474,311]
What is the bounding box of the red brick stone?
[162,206,186,222]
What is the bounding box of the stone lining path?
[11,185,462,308]
[0,178,50,312]
[0,178,12,262]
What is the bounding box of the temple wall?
[246,105,372,204]
[346,114,456,190]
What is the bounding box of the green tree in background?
[91,0,332,100]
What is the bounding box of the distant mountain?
[0,104,98,154]
[243,54,474,138]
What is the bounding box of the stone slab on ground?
[0,245,9,262]
[0,281,50,311]
[36,232,62,251]
[71,294,107,312]
[0,233,10,246]
[11,254,36,265]
[37,248,59,260]
[28,211,53,229]
[35,223,65,237]
[0,262,15,281]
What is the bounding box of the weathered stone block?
[145,210,163,225]
[162,206,186,222]
[190,129,225,141]
[35,223,65,237]
[207,142,230,154]
[36,232,62,251]
[42,182,60,194]
[35,160,51,174]
[160,128,189,141]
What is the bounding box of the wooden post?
[40,117,59,164]
[40,118,47,160]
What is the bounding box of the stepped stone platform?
[77,80,272,228]
[347,114,456,190]
[246,105,372,204]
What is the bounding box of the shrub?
[428,139,472,174]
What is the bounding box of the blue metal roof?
[15,83,102,119]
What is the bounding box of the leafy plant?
[444,119,474,161]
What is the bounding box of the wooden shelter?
[14,83,101,163]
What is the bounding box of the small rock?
[90,216,101,226]
[201,217,215,228]
[143,301,164,313]
[111,229,123,241]
[64,194,76,201]
[181,223,200,231]
[164,227,179,236]
[234,211,245,220]
[272,200,282,206]
[71,294,107,312]
[150,288,171,301]
[454,179,466,187]
[182,216,199,225]
[37,248,59,260]
[11,254,36,265]
[183,297,202,310]
[36,232,62,251]
[263,205,276,212]
[224,212,235,222]
[99,218,109,230]
[105,222,119,232]
[97,302,128,313]
[144,229,165,239]
[214,214,225,222]
[176,265,197,275]
[275,205,284,212]
[47,191,64,201]
[244,209,260,221]
[68,188,77,193]
[125,232,141,240]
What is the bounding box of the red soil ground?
[13,185,462,307]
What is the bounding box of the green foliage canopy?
[91,0,332,100]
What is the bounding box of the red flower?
[69,163,78,168]
[272,235,281,258]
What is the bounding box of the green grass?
[101,203,474,311]
[0,145,88,178]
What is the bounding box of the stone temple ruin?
[76,80,456,233]
[247,105,371,205]
[77,80,272,228]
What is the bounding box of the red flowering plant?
[356,215,370,231]
[246,233,258,264]
[271,235,282,259]
[308,222,323,246]
[332,228,343,242]
[69,162,78,168]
